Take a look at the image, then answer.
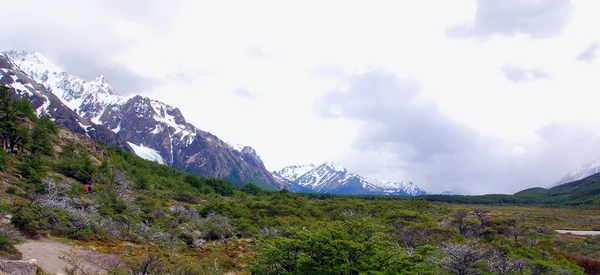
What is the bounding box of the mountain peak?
[89,73,118,95]
[274,164,317,182]
[94,74,106,82]
[321,162,346,173]
[3,50,62,76]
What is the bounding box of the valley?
[2,50,600,274]
[3,0,600,273]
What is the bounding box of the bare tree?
[341,209,356,219]
[507,225,521,246]
[472,209,489,229]
[395,224,453,249]
[486,249,526,275]
[200,211,236,240]
[435,241,489,275]
[34,178,71,209]
[443,209,475,236]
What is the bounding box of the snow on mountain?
[3,50,281,189]
[274,162,427,196]
[230,143,246,152]
[274,164,317,181]
[6,50,203,161]
[128,142,165,164]
[555,159,600,186]
[0,53,132,151]
[3,51,128,124]
[296,163,348,189]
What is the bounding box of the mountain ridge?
[274,162,427,196]
[0,53,132,151]
[3,50,282,189]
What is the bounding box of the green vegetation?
[0,84,598,274]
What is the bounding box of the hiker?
[84,180,91,194]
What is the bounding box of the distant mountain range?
[1,50,434,196]
[273,162,427,196]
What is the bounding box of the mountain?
[273,162,427,196]
[554,159,600,186]
[2,51,281,189]
[515,172,600,206]
[0,54,132,151]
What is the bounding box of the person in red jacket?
[84,180,91,194]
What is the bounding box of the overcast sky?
[2,0,600,194]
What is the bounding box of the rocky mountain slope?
[273,162,427,195]
[2,51,280,189]
[0,54,131,151]
[555,159,600,186]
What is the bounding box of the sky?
[2,0,600,194]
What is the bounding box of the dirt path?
[15,238,121,275]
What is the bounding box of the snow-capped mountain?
[0,54,131,151]
[273,162,427,196]
[3,50,281,189]
[555,159,600,186]
[274,164,317,182]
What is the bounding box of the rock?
[0,215,11,225]
[0,260,37,275]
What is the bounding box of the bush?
[240,183,264,195]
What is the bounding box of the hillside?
[400,174,600,208]
[515,173,600,206]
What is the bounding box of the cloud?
[317,70,600,194]
[503,65,550,83]
[576,42,599,62]
[54,52,160,95]
[233,88,257,99]
[0,0,177,94]
[449,0,572,39]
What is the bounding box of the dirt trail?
[15,238,121,275]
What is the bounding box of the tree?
[486,249,525,275]
[55,143,97,182]
[435,241,488,275]
[0,85,30,153]
[202,178,235,196]
[240,183,263,195]
[30,114,57,156]
[444,209,476,236]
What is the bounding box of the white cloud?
[502,65,550,83]
[577,42,599,62]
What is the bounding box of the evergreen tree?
[0,85,26,152]
[31,115,57,156]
